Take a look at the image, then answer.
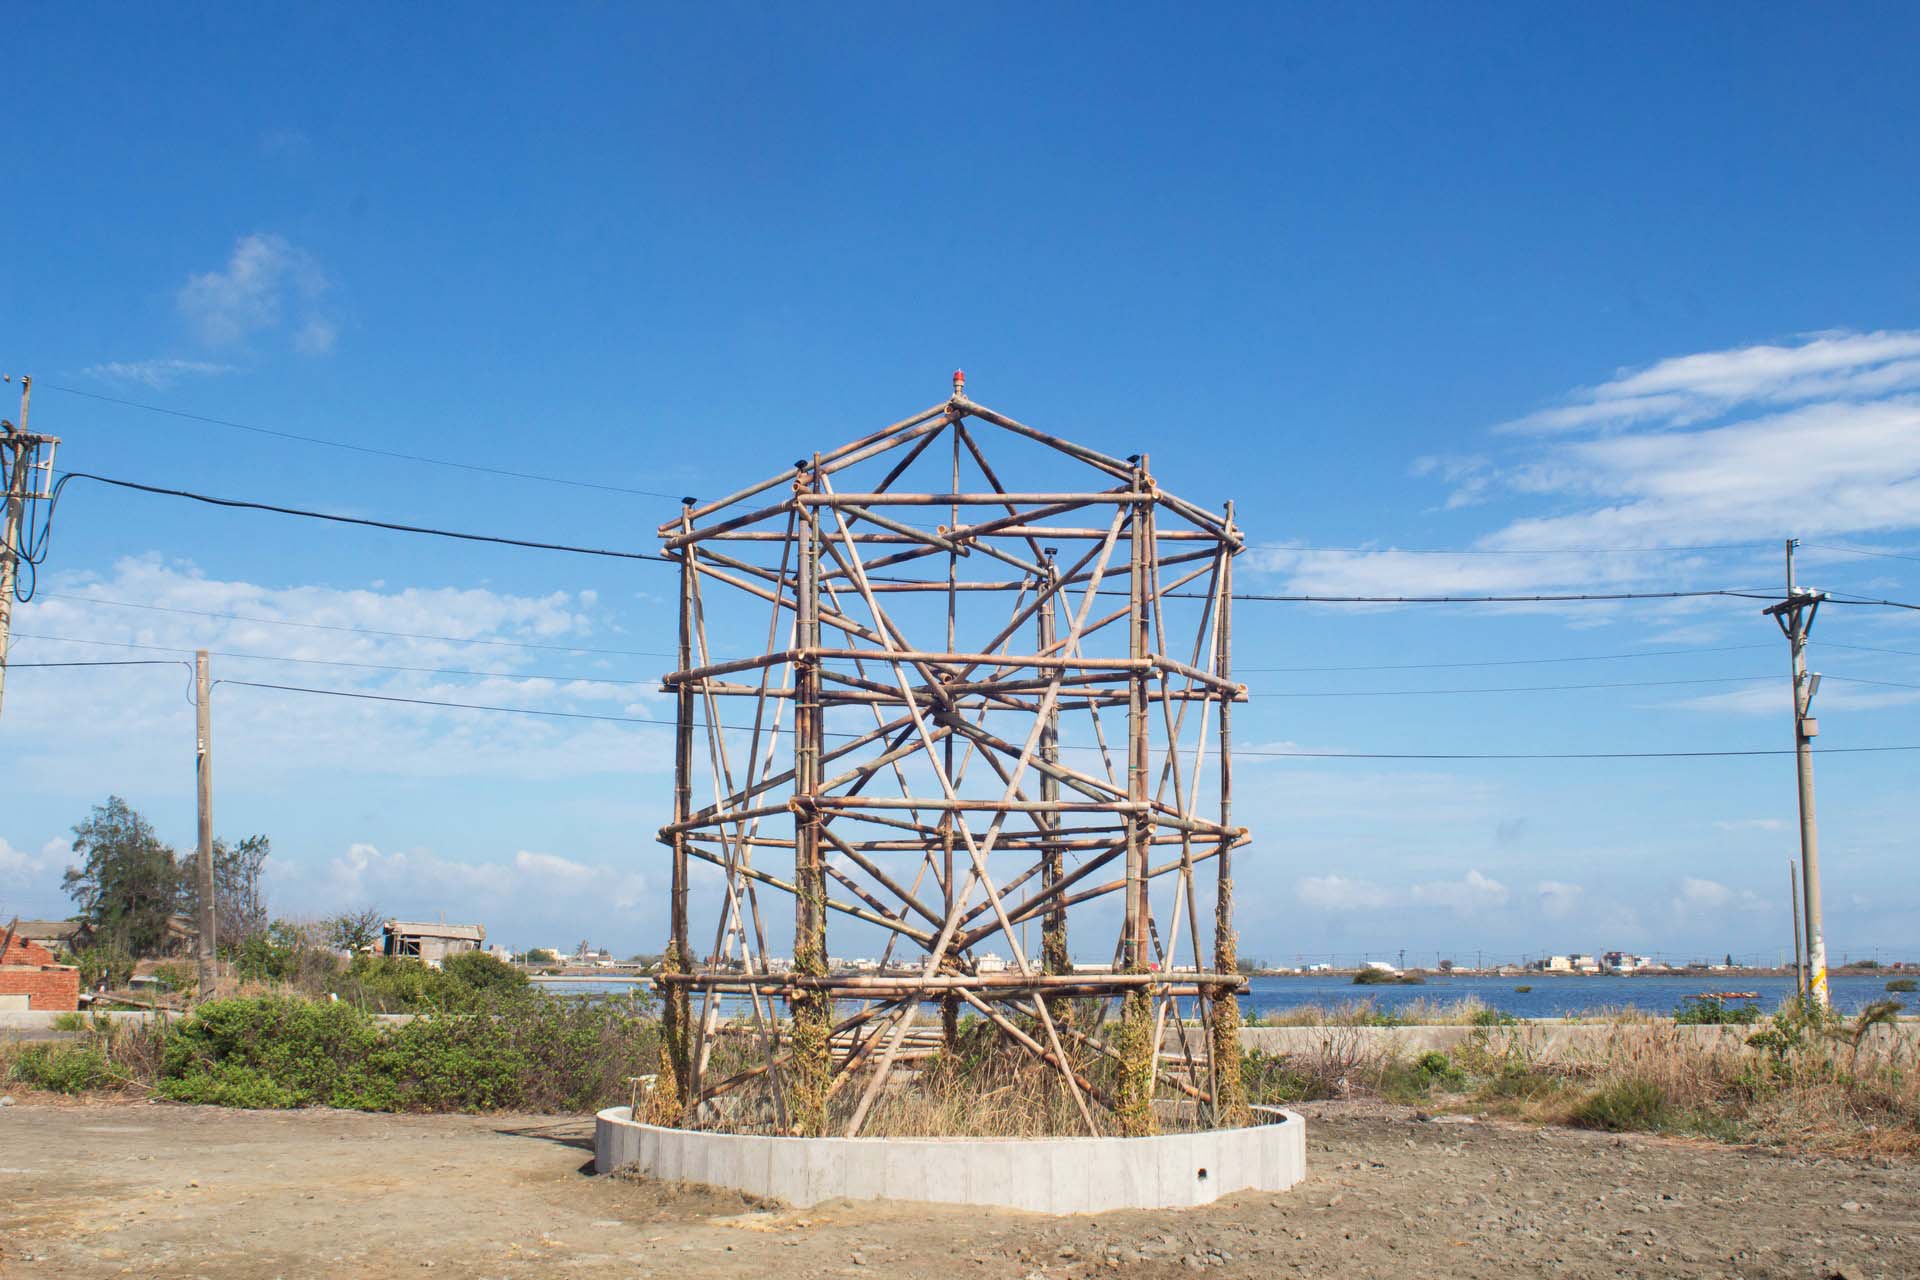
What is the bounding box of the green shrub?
[154,993,660,1113]
[1480,1062,1559,1100]
[1887,978,1917,993]
[1470,1008,1519,1027]
[1571,1078,1670,1131]
[50,1011,89,1032]
[8,1043,115,1094]
[440,950,529,996]
[1673,997,1760,1025]
[72,945,134,990]
[159,996,382,1108]
[1241,1048,1334,1105]
[151,960,198,997]
[328,953,531,1013]
[1513,985,1532,993]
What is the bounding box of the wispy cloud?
[319,842,649,938]
[1244,330,1920,600]
[1499,331,1920,435]
[178,233,336,354]
[8,556,670,790]
[81,358,236,389]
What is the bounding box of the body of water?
[538,971,1910,1018]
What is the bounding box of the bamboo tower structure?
[655,372,1251,1137]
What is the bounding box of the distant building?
[382,920,486,969]
[975,952,1009,974]
[0,924,81,1012]
[1362,959,1400,974]
[10,919,91,954]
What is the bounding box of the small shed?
[382,920,486,969]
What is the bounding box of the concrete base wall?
[594,1106,1306,1213]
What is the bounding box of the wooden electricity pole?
[1,374,59,725]
[1765,540,1829,1008]
[195,650,217,998]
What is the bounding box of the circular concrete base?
[594,1106,1306,1213]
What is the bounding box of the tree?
[62,797,182,956]
[209,834,271,949]
[329,907,385,953]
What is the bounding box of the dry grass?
[1256,996,1503,1026]
[1242,1002,1920,1156]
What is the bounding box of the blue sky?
[3,4,1916,964]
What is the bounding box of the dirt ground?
[2,1097,1916,1279]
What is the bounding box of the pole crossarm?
[656,377,1253,1136]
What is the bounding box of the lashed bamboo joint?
[658,376,1251,1138]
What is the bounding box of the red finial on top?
[952,369,966,398]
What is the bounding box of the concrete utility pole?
[195,650,217,998]
[1,375,60,724]
[1765,540,1829,1007]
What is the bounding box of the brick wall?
[2,934,60,966]
[1,934,81,1010]
[0,966,81,1011]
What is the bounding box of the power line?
[1824,674,1920,692]
[214,677,1920,762]
[1250,674,1777,698]
[13,630,1788,700]
[65,469,1798,605]
[1821,592,1920,612]
[7,631,663,686]
[41,383,689,502]
[1822,640,1920,660]
[217,679,683,728]
[33,591,674,657]
[1235,744,1920,760]
[56,472,675,563]
[1,659,186,669]
[1239,642,1773,673]
[1803,543,1920,565]
[1253,540,1768,557]
[1224,589,1780,604]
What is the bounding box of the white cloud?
[81,359,235,389]
[321,842,649,926]
[1411,869,1510,914]
[178,233,336,354]
[1245,331,1920,600]
[8,556,671,789]
[1678,877,1768,914]
[1501,331,1920,435]
[1536,880,1584,919]
[1296,874,1390,912]
[1667,682,1920,717]
[0,837,69,886]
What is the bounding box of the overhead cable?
[41,383,687,501]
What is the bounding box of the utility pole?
[1,374,60,724]
[1765,539,1829,1007]
[1788,859,1805,997]
[195,650,217,998]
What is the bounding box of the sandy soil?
[2,1097,1916,1278]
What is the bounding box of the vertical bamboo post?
[661,501,697,1113]
[1116,457,1157,1136]
[941,415,961,1050]
[789,454,832,1133]
[1209,503,1249,1125]
[1038,548,1071,1018]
